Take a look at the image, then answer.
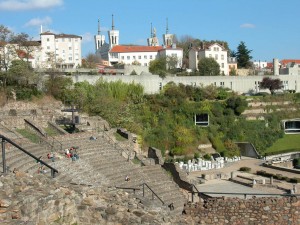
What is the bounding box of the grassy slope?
[265,134,300,153]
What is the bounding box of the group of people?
[65,147,79,161]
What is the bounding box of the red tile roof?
[16,49,34,59]
[280,59,300,66]
[110,45,163,53]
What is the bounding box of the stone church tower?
[94,19,105,51]
[108,14,119,49]
[163,18,174,47]
[147,23,159,46]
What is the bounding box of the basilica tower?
[108,14,119,49]
[163,18,174,47]
[94,19,105,51]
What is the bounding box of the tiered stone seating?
[1,129,187,215]
[47,133,186,214]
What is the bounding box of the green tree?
[149,57,166,77]
[236,41,252,68]
[224,140,240,157]
[198,58,220,76]
[226,96,248,115]
[8,60,37,86]
[45,74,73,100]
[260,77,282,95]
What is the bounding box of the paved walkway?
[187,157,300,194]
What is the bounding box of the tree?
[149,57,166,77]
[236,41,252,68]
[82,53,101,68]
[8,60,37,86]
[9,32,40,69]
[166,55,179,71]
[226,96,248,115]
[198,58,220,76]
[0,25,15,73]
[260,77,282,94]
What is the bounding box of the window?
[75,39,78,42]
[220,82,224,87]
[215,54,218,60]
[195,114,209,126]
[69,38,71,42]
[144,63,147,66]
[144,55,147,59]
[62,50,65,53]
[47,38,50,42]
[221,63,224,68]
[150,55,152,59]
[121,56,124,60]
[209,54,212,58]
[47,46,50,50]
[69,57,72,60]
[133,56,136,60]
[221,55,224,60]
[69,47,72,50]
[138,55,141,59]
[127,56,130,60]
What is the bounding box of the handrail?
[100,129,130,159]
[140,182,165,205]
[115,182,165,206]
[0,134,58,178]
[115,186,141,194]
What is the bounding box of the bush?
[239,167,251,172]
[203,153,211,160]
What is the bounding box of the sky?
[0,0,300,62]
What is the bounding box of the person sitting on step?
[125,175,130,182]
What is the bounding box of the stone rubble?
[0,173,194,225]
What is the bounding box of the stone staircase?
[1,130,187,215]
[51,132,186,214]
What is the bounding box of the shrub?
[203,153,211,160]
[239,167,251,172]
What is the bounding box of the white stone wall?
[72,74,300,95]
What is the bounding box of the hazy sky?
[1,0,299,61]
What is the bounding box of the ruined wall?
[184,196,300,224]
[148,147,164,165]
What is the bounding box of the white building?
[39,32,82,69]
[95,16,183,69]
[253,60,268,69]
[189,43,229,75]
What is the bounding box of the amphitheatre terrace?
[0,100,299,224]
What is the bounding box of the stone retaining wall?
[183,196,300,224]
[148,147,164,165]
[163,162,192,192]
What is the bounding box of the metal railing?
[100,129,131,160]
[140,183,165,205]
[115,182,165,206]
[1,135,58,178]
